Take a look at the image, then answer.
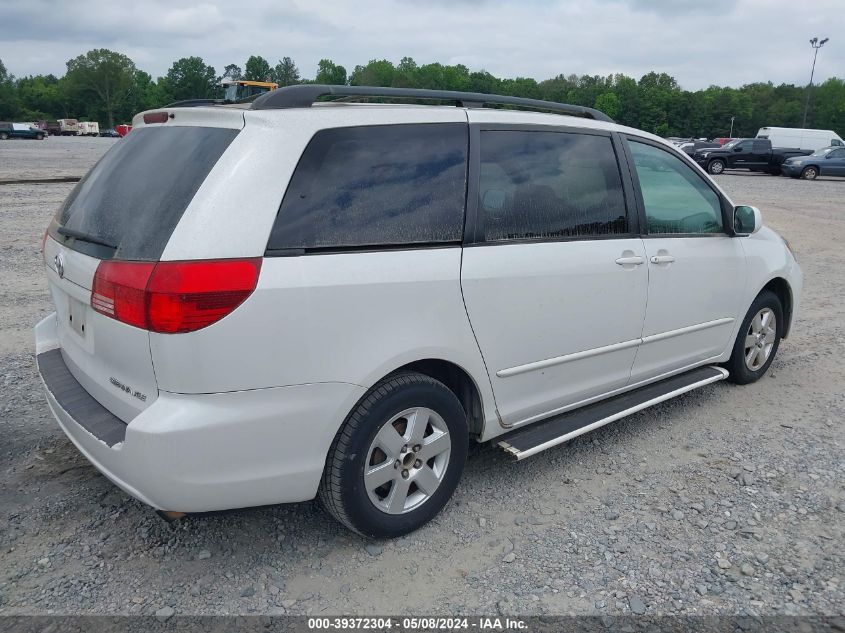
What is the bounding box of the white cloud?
[0,0,842,90]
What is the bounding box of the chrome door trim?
[496,338,641,378]
[640,317,734,345]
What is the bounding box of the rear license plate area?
[68,297,87,337]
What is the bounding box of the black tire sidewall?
[339,379,468,538]
[728,290,783,384]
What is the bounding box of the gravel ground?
[0,137,843,618]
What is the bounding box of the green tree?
[160,56,217,102]
[813,78,845,134]
[0,59,19,119]
[315,59,347,85]
[594,92,620,119]
[273,57,300,86]
[349,59,396,87]
[15,74,62,120]
[222,64,242,81]
[63,49,136,127]
[244,55,272,81]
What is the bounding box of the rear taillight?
[91,259,261,333]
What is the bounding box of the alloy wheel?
[364,407,451,515]
[744,308,777,371]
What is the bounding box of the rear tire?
[725,290,783,385]
[801,166,818,180]
[36,133,44,140]
[0,132,8,140]
[707,159,725,175]
[319,372,468,538]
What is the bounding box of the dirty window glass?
[267,123,468,251]
[478,131,627,241]
[629,140,723,234]
[51,126,238,260]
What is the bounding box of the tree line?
[1,49,843,138]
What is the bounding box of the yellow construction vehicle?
[221,79,279,102]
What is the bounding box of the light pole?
[729,116,735,137]
[802,37,829,128]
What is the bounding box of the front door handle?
[650,254,676,264]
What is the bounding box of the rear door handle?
[650,255,676,264]
[615,256,644,266]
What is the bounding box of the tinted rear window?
[50,126,239,260]
[266,123,468,253]
[478,130,628,241]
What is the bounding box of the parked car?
[115,124,132,137]
[0,122,46,140]
[35,85,802,537]
[99,129,121,138]
[714,137,736,146]
[781,146,845,179]
[757,126,844,152]
[693,138,812,175]
[678,140,721,156]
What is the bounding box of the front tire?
[319,373,469,538]
[801,166,818,180]
[0,132,8,140]
[725,290,783,384]
[708,159,726,175]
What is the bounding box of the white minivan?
[756,126,844,151]
[35,86,803,537]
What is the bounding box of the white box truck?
[78,122,100,136]
[756,127,844,151]
[57,119,78,136]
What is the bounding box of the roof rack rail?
[164,98,226,108]
[249,85,614,123]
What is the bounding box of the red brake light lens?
[143,112,169,124]
[91,259,261,333]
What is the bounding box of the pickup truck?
[693,138,811,175]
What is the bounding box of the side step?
[498,365,728,460]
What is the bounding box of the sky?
[1,0,843,91]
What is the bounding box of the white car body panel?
[42,235,157,422]
[150,249,496,430]
[35,101,804,515]
[461,239,648,425]
[630,236,747,382]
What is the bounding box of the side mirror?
[825,154,834,159]
[733,205,762,236]
[733,146,743,152]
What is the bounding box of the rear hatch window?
[48,126,239,260]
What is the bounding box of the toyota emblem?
[54,254,64,279]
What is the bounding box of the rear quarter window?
[50,126,239,260]
[266,123,468,253]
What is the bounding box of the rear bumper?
[35,313,366,512]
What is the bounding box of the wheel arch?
[384,359,486,438]
[760,277,793,338]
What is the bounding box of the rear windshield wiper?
[57,226,117,250]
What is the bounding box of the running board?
[498,365,729,460]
